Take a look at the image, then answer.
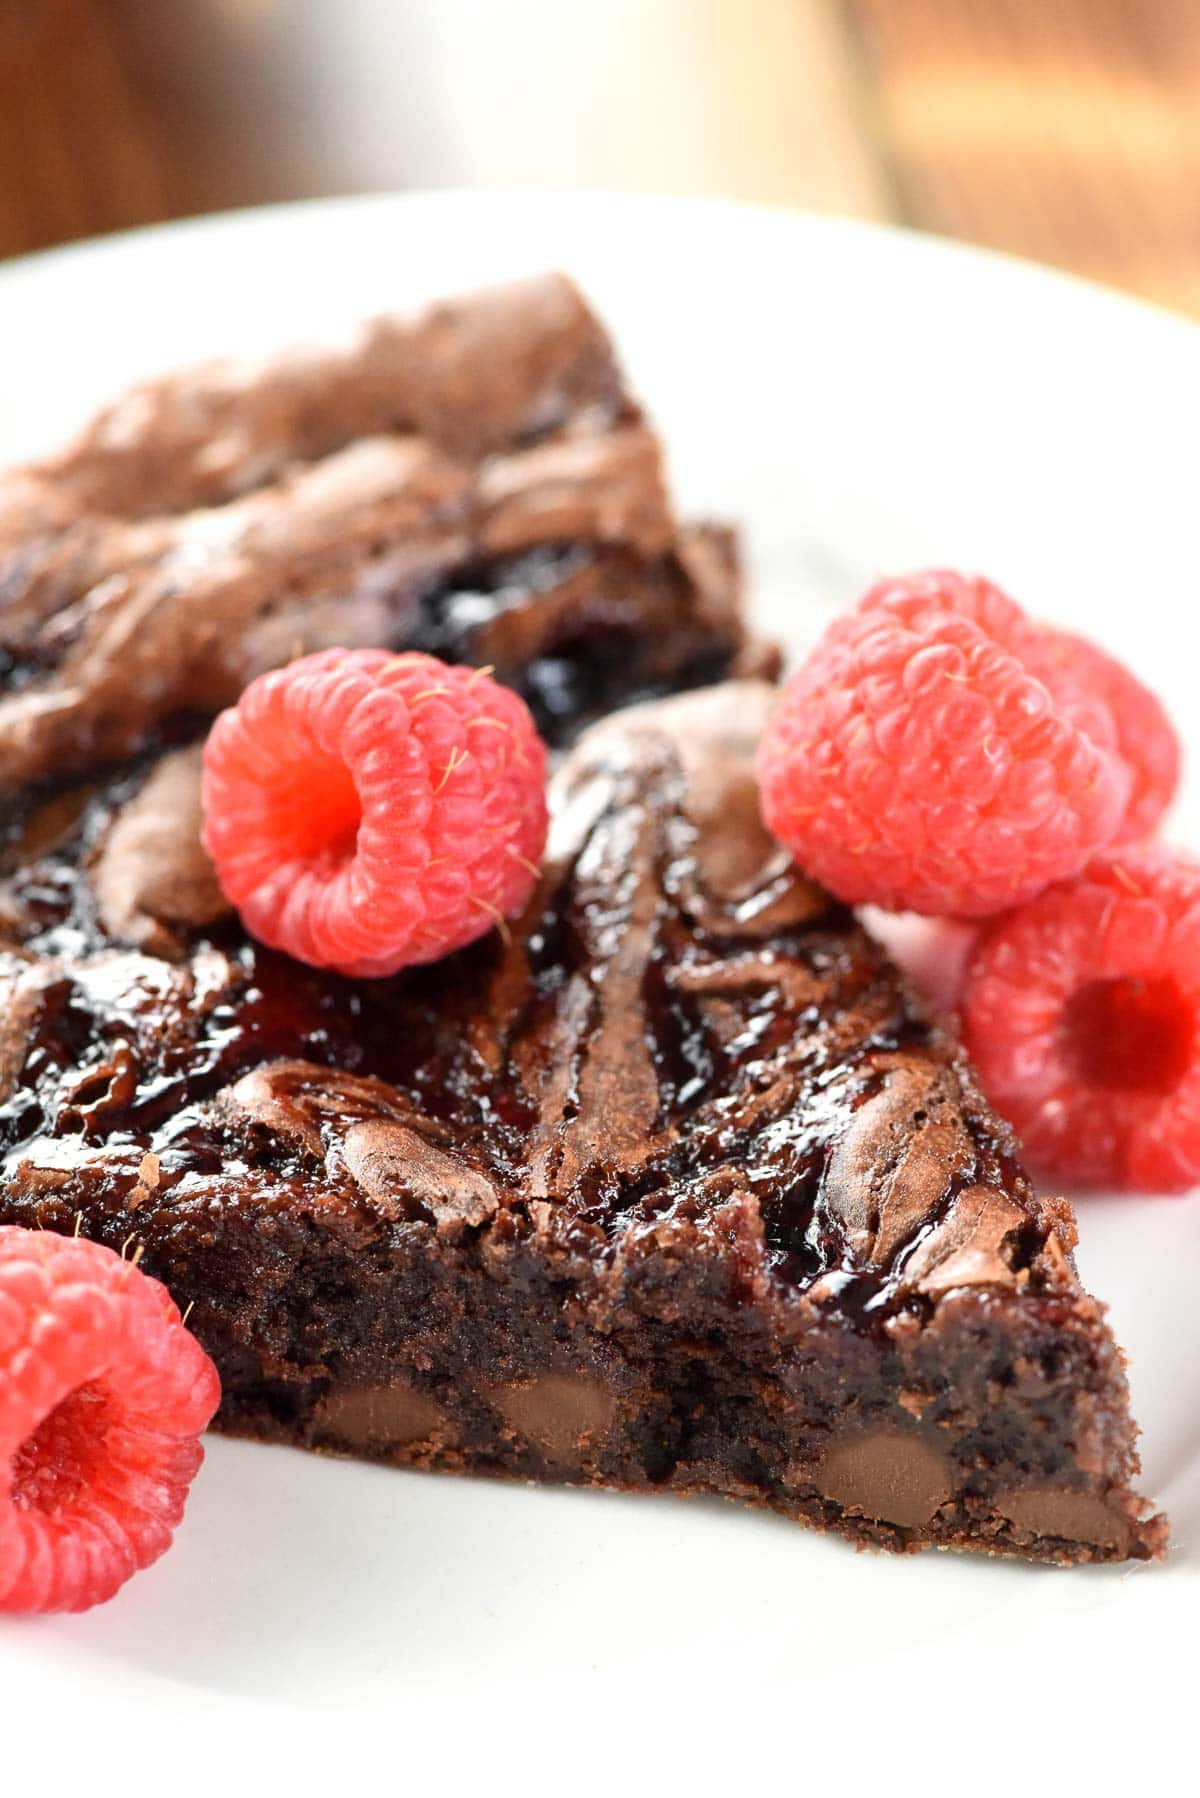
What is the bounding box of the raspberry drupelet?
[961,846,1200,1192]
[202,649,549,977]
[0,1228,220,1614]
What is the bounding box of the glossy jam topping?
[0,686,1041,1331]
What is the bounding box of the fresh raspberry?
[1032,628,1181,841]
[0,1228,220,1614]
[961,846,1200,1192]
[202,649,549,977]
[756,570,1131,916]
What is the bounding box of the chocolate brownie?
[0,273,772,787]
[0,274,1164,1564]
[0,682,1164,1563]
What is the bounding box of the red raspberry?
[0,1228,220,1614]
[757,571,1131,916]
[961,846,1200,1192]
[202,650,549,977]
[1033,628,1181,841]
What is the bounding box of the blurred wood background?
[1,0,1198,313]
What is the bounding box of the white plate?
[1,192,1197,1783]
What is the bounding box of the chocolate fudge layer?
[0,682,1164,1564]
[0,273,771,786]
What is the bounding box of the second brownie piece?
[0,272,773,787]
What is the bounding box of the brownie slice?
[0,272,772,785]
[0,683,1165,1564]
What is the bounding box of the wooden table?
[2,0,1198,314]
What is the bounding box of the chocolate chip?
[816,1428,954,1529]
